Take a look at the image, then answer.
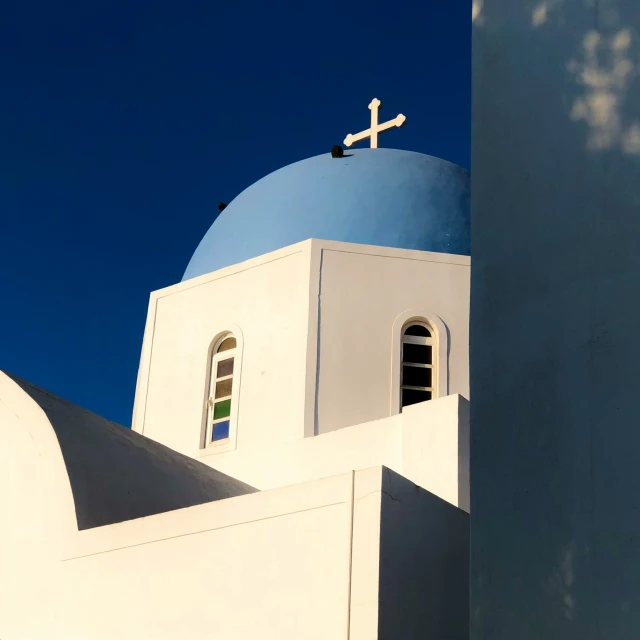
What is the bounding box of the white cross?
[343,98,406,149]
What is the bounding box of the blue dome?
[183,148,470,281]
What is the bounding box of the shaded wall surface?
[8,373,255,529]
[378,469,469,639]
[471,1,640,639]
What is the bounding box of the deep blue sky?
[0,0,470,426]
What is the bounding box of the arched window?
[204,334,237,445]
[401,323,434,409]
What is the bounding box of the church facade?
[0,113,472,639]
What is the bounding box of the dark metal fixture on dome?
[218,202,227,212]
[331,145,344,158]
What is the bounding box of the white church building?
[0,102,472,639]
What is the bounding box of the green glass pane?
[213,399,232,420]
[215,378,233,399]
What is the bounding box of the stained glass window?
[203,333,237,447]
[212,420,230,441]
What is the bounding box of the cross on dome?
[344,98,406,149]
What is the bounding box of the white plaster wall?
[315,242,469,434]
[0,373,77,553]
[401,393,470,512]
[54,477,356,640]
[203,393,470,512]
[0,379,357,640]
[1,473,357,639]
[471,2,640,639]
[133,244,311,455]
[0,373,469,639]
[0,373,78,639]
[133,239,470,465]
[0,466,469,640]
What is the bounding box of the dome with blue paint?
[183,148,470,281]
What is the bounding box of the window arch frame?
[199,325,244,453]
[390,310,449,415]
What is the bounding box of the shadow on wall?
[473,0,640,156]
[470,1,640,639]
[378,469,469,640]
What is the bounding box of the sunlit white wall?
[133,239,470,473]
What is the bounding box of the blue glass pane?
[212,420,230,441]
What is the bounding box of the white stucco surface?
[0,370,468,639]
[54,478,355,640]
[0,367,470,639]
[315,243,469,433]
[471,2,640,638]
[134,243,311,455]
[201,393,470,511]
[4,372,255,530]
[132,239,470,502]
[0,221,474,637]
